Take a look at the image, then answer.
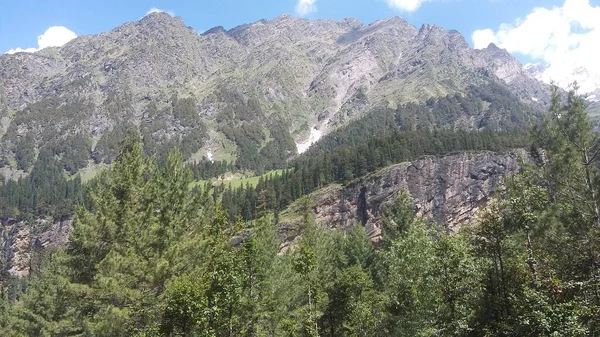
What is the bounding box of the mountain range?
[0,12,551,180]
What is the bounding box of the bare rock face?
[34,219,73,249]
[1,218,72,277]
[300,151,523,241]
[1,152,524,268]
[477,43,552,107]
[5,225,31,277]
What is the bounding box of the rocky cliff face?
[477,44,550,106]
[284,151,523,241]
[1,218,72,277]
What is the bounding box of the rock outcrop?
[284,151,524,241]
[1,218,72,277]
[1,151,524,274]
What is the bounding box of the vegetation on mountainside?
[1,86,599,336]
[0,78,535,178]
[0,149,85,221]
[0,86,531,222]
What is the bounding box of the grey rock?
[1,218,72,277]
[284,151,525,242]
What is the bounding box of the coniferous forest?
[1,86,531,223]
[0,86,600,336]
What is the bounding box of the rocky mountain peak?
[524,62,546,80]
[415,23,458,46]
[368,16,414,34]
[336,16,416,46]
[481,43,512,60]
[138,11,187,29]
[270,13,294,23]
[338,17,363,30]
[475,42,526,85]
[379,16,410,26]
[202,25,228,36]
[418,23,436,32]
[447,29,469,45]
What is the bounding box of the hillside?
[0,12,550,180]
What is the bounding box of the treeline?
[189,159,235,180]
[0,83,534,221]
[0,149,85,221]
[2,86,600,335]
[220,128,528,221]
[213,81,534,220]
[0,128,527,223]
[304,81,536,157]
[214,85,297,173]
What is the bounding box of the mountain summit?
[0,14,549,179]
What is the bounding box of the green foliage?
[380,189,416,247]
[161,275,207,336]
[218,126,527,224]
[381,219,440,335]
[0,149,86,220]
[92,124,138,164]
[464,85,600,335]
[7,85,600,337]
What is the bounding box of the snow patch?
[531,97,538,102]
[296,127,323,154]
[587,94,598,102]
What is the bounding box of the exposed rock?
[34,219,73,249]
[1,218,72,277]
[0,13,549,179]
[1,152,525,267]
[5,226,31,277]
[282,151,525,242]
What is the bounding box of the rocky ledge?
[1,218,72,277]
[286,151,525,241]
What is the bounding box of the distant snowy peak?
[524,62,600,100]
[587,89,600,103]
[523,63,546,81]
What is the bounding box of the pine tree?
[239,212,278,336]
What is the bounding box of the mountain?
[0,12,550,180]
[525,62,600,101]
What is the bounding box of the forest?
[0,86,599,336]
[0,83,531,223]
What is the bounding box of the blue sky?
[2,0,600,92]
[0,0,564,53]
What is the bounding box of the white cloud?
[386,0,432,12]
[6,26,77,54]
[472,29,497,49]
[145,7,175,16]
[295,0,317,16]
[472,0,600,93]
[6,47,38,54]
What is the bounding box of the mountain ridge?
[0,12,551,180]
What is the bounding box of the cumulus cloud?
[6,47,38,54]
[295,0,317,16]
[6,26,77,54]
[386,0,432,12]
[472,0,600,93]
[145,7,175,16]
[472,29,497,50]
